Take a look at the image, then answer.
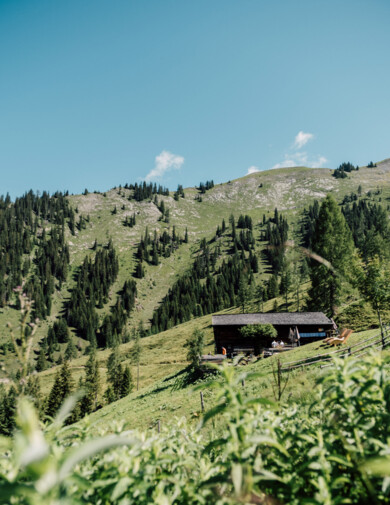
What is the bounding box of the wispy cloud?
[247,165,260,175]
[145,150,184,182]
[272,152,327,170]
[293,131,314,149]
[272,158,298,170]
[272,131,327,170]
[310,156,328,168]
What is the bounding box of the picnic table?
[263,346,294,357]
[200,354,227,364]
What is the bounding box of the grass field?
[83,326,383,435]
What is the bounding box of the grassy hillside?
[84,326,383,434]
[30,293,290,398]
[1,160,389,382]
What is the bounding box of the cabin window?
[299,332,326,338]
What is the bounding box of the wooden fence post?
[200,391,205,412]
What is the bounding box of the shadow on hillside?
[135,368,188,401]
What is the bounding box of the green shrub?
[1,353,390,504]
[239,323,277,340]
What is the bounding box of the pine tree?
[238,275,251,313]
[120,366,132,397]
[36,347,48,372]
[306,194,356,317]
[280,260,292,310]
[59,360,74,398]
[356,256,390,341]
[65,338,78,360]
[22,375,42,415]
[46,360,74,418]
[185,328,204,370]
[0,386,17,435]
[106,345,122,387]
[81,350,100,415]
[268,273,279,299]
[131,330,141,391]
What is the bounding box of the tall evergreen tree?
[185,328,204,370]
[36,347,48,372]
[131,329,142,391]
[0,385,17,435]
[64,338,78,360]
[120,366,132,398]
[306,195,356,317]
[46,371,63,418]
[356,256,390,341]
[46,360,74,418]
[81,350,100,415]
[106,345,122,396]
[237,275,252,313]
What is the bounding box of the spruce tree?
[131,330,141,391]
[306,194,356,317]
[356,256,390,340]
[65,338,78,360]
[46,360,74,418]
[46,371,63,418]
[0,385,17,436]
[59,360,74,398]
[81,350,100,415]
[106,345,122,400]
[120,366,132,397]
[185,328,204,370]
[25,375,42,413]
[36,347,48,372]
[238,275,251,313]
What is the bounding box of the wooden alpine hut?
[212,312,333,355]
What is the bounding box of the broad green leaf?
[199,403,226,426]
[111,476,132,501]
[249,436,289,457]
[361,457,390,476]
[58,435,138,482]
[232,463,242,495]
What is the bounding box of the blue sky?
[0,0,389,197]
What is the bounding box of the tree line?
[120,182,170,202]
[0,190,72,307]
[150,245,257,333]
[0,346,134,435]
[134,226,187,278]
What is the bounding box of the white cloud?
[271,131,326,170]
[310,155,328,168]
[272,152,327,170]
[145,150,184,182]
[247,165,260,175]
[271,158,297,169]
[293,131,314,149]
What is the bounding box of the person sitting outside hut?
[271,340,277,348]
[280,340,285,348]
[222,347,227,356]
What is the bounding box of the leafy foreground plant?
[1,353,390,504]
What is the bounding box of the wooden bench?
[232,347,254,356]
[201,354,226,364]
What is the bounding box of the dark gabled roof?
[212,312,332,327]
